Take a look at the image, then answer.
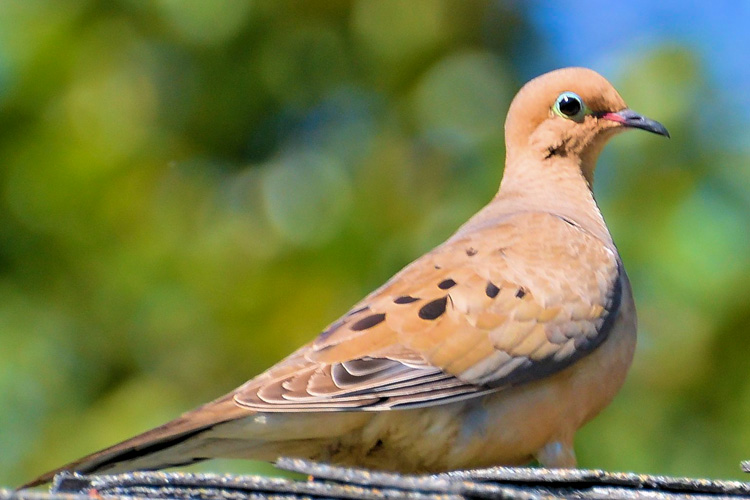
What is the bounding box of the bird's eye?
[553,92,586,121]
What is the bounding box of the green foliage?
[0,0,747,485]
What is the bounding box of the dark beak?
[599,109,670,138]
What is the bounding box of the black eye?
[553,91,586,121]
[558,95,581,116]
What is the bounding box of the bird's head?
[504,67,669,183]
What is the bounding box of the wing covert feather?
[234,212,622,411]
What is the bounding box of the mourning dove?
[25,67,668,487]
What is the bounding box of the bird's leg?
[535,439,577,468]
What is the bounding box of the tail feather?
[22,393,253,489]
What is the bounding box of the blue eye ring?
[553,92,587,121]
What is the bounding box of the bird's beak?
[599,109,670,138]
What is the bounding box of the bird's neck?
[463,153,613,246]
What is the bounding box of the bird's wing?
[235,211,623,411]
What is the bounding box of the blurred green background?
[2,0,749,486]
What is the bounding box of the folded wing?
[235,212,622,411]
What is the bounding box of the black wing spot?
[515,287,526,299]
[485,282,500,298]
[319,318,346,341]
[560,217,577,227]
[394,295,419,304]
[466,247,478,256]
[351,313,386,331]
[438,278,457,290]
[418,296,447,320]
[346,305,370,316]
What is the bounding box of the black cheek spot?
[485,282,500,298]
[350,313,386,331]
[438,278,456,290]
[466,247,478,256]
[545,141,567,159]
[394,295,419,304]
[515,287,526,299]
[418,296,447,320]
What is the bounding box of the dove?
[25,67,668,488]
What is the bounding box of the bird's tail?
[22,393,253,489]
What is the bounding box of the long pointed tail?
[22,394,252,488]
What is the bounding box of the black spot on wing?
[394,295,419,304]
[319,318,346,341]
[351,313,386,331]
[559,216,578,227]
[418,296,447,320]
[485,282,500,298]
[437,279,456,290]
[319,305,371,341]
[347,305,370,316]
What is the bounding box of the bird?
[25,67,669,488]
